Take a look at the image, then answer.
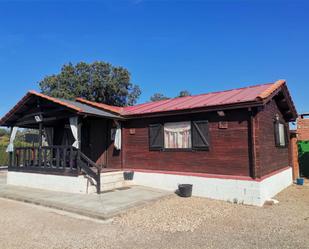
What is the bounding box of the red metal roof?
[75,79,295,117]
[1,79,297,126]
[121,80,286,116]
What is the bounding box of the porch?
[1,91,124,194]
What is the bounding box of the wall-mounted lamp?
[217,111,225,117]
[274,114,280,121]
[34,115,42,123]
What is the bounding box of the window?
[149,120,210,151]
[274,121,287,147]
[164,122,192,149]
[278,123,286,146]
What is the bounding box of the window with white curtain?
[278,123,286,146]
[164,121,192,149]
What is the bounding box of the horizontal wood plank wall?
[255,99,290,177]
[106,120,122,169]
[122,110,251,176]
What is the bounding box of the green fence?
[0,146,9,166]
[298,141,309,177]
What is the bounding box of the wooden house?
[0,79,297,206]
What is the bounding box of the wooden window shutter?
[149,123,163,150]
[192,120,210,150]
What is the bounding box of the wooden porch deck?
[8,146,104,193]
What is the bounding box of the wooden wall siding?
[106,120,122,169]
[122,110,251,176]
[255,99,290,177]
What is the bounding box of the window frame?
[274,120,288,148]
[163,121,192,150]
[148,120,210,152]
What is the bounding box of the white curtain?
[114,121,121,150]
[6,127,18,153]
[69,117,79,149]
[164,122,191,149]
[44,127,54,146]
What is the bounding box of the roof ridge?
[257,79,286,99]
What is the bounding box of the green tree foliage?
[0,128,9,137]
[39,61,141,106]
[149,90,192,102]
[178,90,191,97]
[150,93,170,102]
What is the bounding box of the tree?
[0,128,9,137]
[150,93,170,102]
[39,61,141,106]
[178,90,191,97]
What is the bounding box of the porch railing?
[9,146,101,193]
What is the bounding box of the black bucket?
[123,171,134,180]
[178,184,193,198]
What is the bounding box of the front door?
[81,118,108,167]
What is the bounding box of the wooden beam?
[248,108,258,179]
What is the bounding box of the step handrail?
[77,150,101,194]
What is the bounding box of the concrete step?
[100,171,133,192]
[86,171,133,193]
[100,171,125,184]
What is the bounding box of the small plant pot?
[296,178,304,186]
[178,184,193,198]
[123,171,134,180]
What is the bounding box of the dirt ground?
[0,184,308,249]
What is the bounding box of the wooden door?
[81,118,108,167]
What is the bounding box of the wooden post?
[249,108,258,179]
[38,122,43,167]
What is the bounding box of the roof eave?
[122,100,265,119]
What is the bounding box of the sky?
[0,0,309,118]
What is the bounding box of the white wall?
[7,167,293,206]
[133,167,293,206]
[7,172,96,194]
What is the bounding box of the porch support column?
[38,122,43,148]
[38,122,43,167]
[249,107,258,179]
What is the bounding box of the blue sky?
[0,0,309,118]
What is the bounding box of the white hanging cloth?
[69,117,79,149]
[114,121,121,150]
[6,127,18,153]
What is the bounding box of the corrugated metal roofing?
[0,79,297,126]
[74,80,290,116]
[121,81,281,116]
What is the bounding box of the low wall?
[7,172,96,194]
[132,167,293,206]
[7,167,292,206]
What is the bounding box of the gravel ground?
[0,184,308,249]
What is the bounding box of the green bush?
[0,146,8,166]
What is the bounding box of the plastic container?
[296,178,304,185]
[178,184,193,197]
[123,171,134,180]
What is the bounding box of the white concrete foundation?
[7,171,132,194]
[7,172,97,194]
[132,167,293,206]
[7,167,292,206]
